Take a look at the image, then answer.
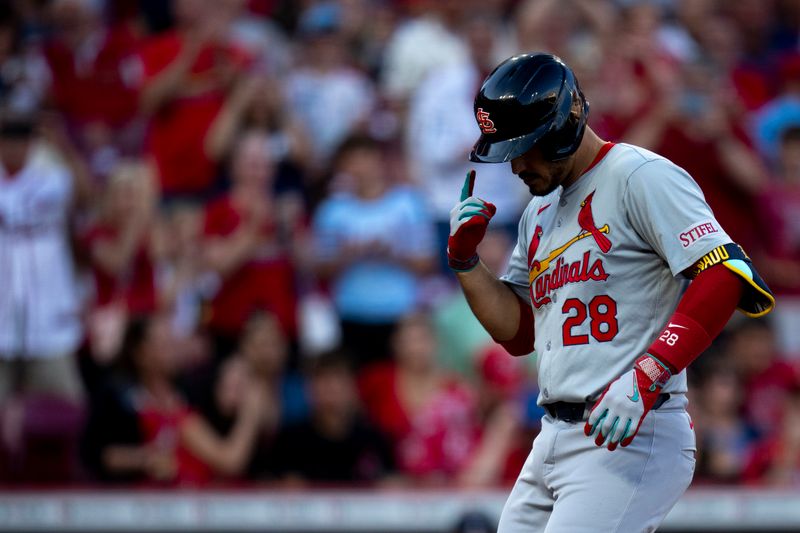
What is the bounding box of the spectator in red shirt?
[44,0,140,128]
[43,0,141,179]
[358,312,481,484]
[743,383,800,486]
[456,346,528,488]
[86,161,158,314]
[82,314,209,485]
[85,311,271,486]
[137,0,250,198]
[84,161,158,361]
[201,130,301,353]
[178,354,268,482]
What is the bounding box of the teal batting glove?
[584,354,672,451]
[447,170,496,272]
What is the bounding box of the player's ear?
[569,92,582,123]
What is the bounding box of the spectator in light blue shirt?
[753,55,800,163]
[313,134,435,365]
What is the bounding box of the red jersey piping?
[581,142,615,177]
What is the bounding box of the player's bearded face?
[511,146,573,197]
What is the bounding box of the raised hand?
[447,170,497,272]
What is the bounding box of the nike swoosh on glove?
[584,354,672,451]
[447,170,496,272]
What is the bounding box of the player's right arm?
[457,262,523,342]
[449,171,534,355]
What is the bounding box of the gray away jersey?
[501,143,732,404]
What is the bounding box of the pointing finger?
[460,169,476,201]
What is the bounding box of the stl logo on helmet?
[476,108,497,134]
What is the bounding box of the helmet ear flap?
[539,88,588,161]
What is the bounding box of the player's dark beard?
[523,176,559,196]
[520,161,571,197]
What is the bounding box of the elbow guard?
[685,243,775,318]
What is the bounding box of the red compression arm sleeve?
[647,263,744,374]
[496,294,535,356]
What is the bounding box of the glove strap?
[447,252,479,272]
[635,354,672,392]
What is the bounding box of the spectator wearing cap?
[0,113,84,404]
[136,0,251,199]
[0,4,50,114]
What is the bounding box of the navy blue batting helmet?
[470,53,589,163]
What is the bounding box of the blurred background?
[1,0,800,531]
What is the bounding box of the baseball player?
[448,53,775,532]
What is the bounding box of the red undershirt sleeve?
[496,294,535,357]
[647,263,744,374]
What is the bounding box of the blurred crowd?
[1,0,800,489]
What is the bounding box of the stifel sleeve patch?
[677,220,721,249]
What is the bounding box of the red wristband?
[647,312,712,374]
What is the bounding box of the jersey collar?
[582,142,615,176]
[562,142,615,196]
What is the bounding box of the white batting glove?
[584,354,672,451]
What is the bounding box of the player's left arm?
[585,158,775,451]
[586,251,774,450]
